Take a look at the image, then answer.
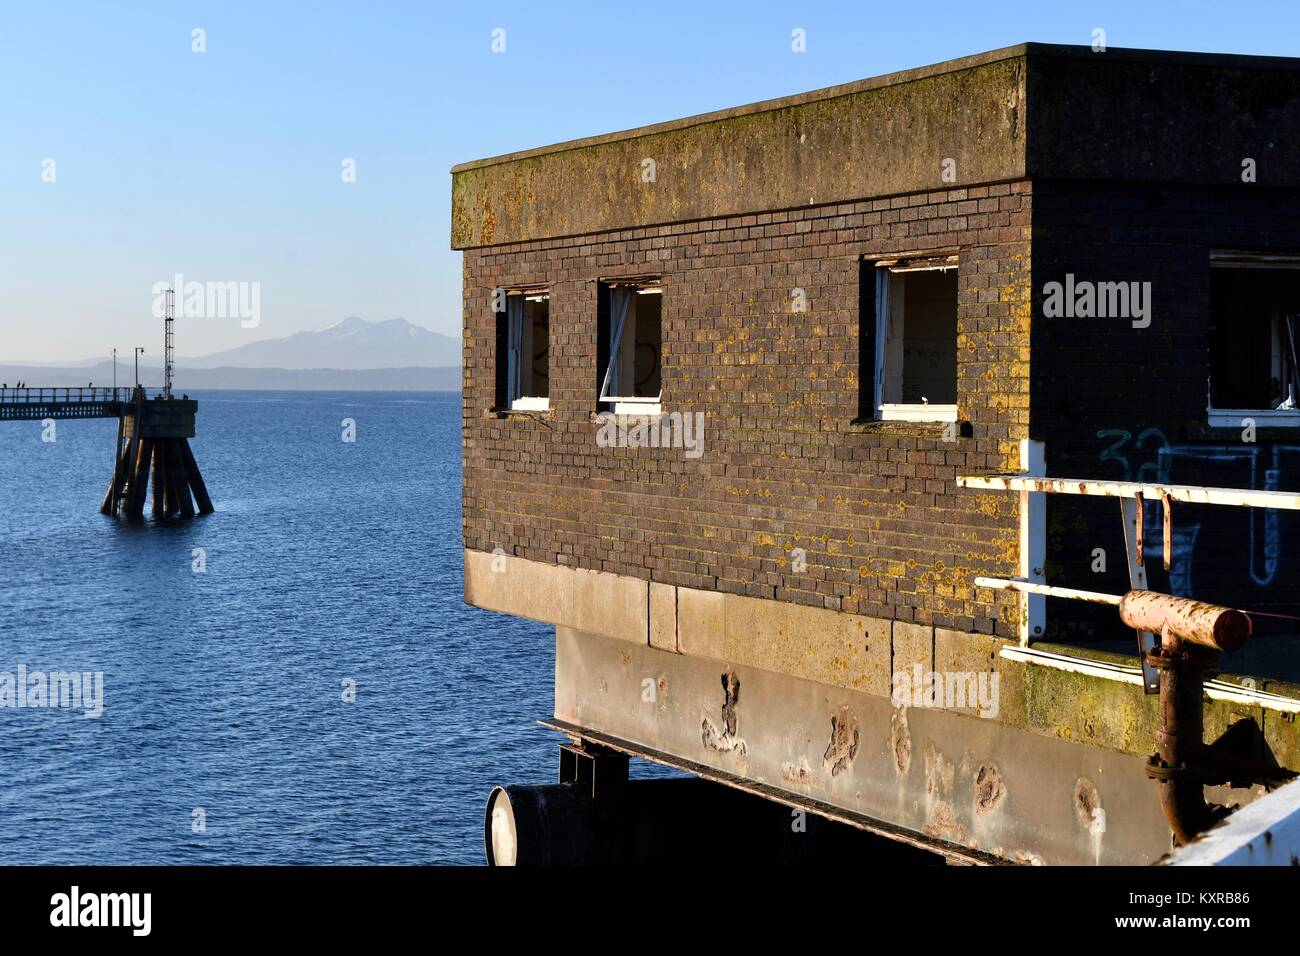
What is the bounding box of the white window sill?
[1208,408,1300,428]
[610,401,662,417]
[878,403,958,423]
[600,395,662,417]
[509,396,550,412]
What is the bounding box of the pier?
[0,384,213,521]
[0,386,132,422]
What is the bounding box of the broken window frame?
[871,255,960,423]
[499,288,551,412]
[1207,251,1300,429]
[598,278,663,416]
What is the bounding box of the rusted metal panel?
[1134,492,1145,564]
[1161,491,1173,571]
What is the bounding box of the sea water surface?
[0,390,560,864]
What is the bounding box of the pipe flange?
[1144,648,1217,673]
[1145,753,1218,784]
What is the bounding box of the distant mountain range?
[2,318,462,391]
[192,317,461,370]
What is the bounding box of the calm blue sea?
[0,390,558,864]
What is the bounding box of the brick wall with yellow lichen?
[461,182,1032,639]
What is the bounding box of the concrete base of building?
[466,548,1296,863]
[555,625,1178,865]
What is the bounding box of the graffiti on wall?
[1095,428,1300,595]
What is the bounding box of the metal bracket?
[559,742,628,823]
[1120,497,1160,694]
[1161,491,1173,572]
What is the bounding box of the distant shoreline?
[0,363,462,392]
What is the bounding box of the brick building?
[454,44,1300,864]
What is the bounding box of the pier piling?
[180,438,214,515]
[82,387,213,520]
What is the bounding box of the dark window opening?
[598,280,662,410]
[495,291,550,410]
[867,258,958,421]
[1210,266,1300,411]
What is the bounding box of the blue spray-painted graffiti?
[1095,429,1300,595]
[1096,428,1172,483]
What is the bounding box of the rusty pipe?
[1121,590,1253,843]
[1148,646,1220,845]
[1119,590,1251,653]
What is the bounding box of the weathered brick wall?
[1032,181,1300,652]
[462,183,1032,639]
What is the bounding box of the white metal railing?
[958,474,1300,512]
[1166,775,1300,865]
[959,470,1300,699]
[0,386,139,404]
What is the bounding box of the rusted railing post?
[1118,590,1253,844]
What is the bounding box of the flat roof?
[452,43,1300,174]
[451,43,1300,248]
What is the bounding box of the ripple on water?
[0,391,558,864]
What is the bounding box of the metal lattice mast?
[164,288,175,399]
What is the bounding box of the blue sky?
[2,0,1296,362]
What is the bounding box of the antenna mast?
[164,288,175,399]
